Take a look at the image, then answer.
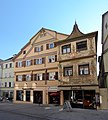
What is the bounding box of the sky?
[0,0,108,60]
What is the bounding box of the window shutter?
[55,72,58,80]
[23,75,26,81]
[42,73,45,80]
[46,44,49,50]
[31,60,33,65]
[34,59,36,65]
[46,73,49,80]
[31,74,33,81]
[34,47,37,52]
[16,75,18,81]
[16,62,18,68]
[34,74,37,81]
[55,55,57,62]
[63,67,65,76]
[42,58,45,64]
[41,45,43,51]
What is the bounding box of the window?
[5,64,8,68]
[26,91,30,102]
[18,61,22,67]
[16,90,23,101]
[79,64,89,75]
[26,60,31,66]
[49,72,58,80]
[37,73,42,80]
[63,66,73,76]
[9,82,11,87]
[49,43,54,49]
[34,46,43,52]
[17,75,22,81]
[26,74,31,81]
[35,58,45,65]
[76,41,87,51]
[62,44,71,54]
[46,43,54,49]
[48,55,57,63]
[23,50,26,54]
[9,63,12,68]
[5,82,7,87]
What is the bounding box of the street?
[0,102,108,120]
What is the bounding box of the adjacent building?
[56,23,99,109]
[98,11,108,109]
[0,57,14,99]
[13,23,99,109]
[13,28,68,104]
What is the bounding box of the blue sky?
[0,0,108,60]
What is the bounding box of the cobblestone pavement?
[0,103,108,120]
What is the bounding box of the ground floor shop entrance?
[63,90,96,109]
[48,92,60,105]
[33,91,43,104]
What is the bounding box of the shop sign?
[48,86,58,91]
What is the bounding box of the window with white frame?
[36,58,42,64]
[79,64,89,75]
[26,74,31,81]
[48,55,55,63]
[49,43,54,49]
[34,46,43,52]
[18,61,22,67]
[76,40,87,51]
[18,75,22,81]
[37,73,42,80]
[62,44,71,54]
[49,72,56,80]
[63,66,73,76]
[26,60,31,66]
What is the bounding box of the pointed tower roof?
[67,22,84,39]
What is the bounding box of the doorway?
[33,91,43,104]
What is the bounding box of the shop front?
[59,86,99,109]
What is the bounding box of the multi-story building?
[98,11,108,109]
[13,28,68,104]
[13,23,99,109]
[56,22,99,109]
[0,59,3,96]
[1,57,14,99]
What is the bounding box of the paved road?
[0,102,108,120]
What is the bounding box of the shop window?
[26,91,30,102]
[16,90,23,101]
[76,41,87,51]
[62,44,71,54]
[79,64,89,75]
[63,66,73,76]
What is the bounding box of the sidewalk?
[0,103,108,120]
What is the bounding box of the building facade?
[13,24,99,109]
[13,28,68,104]
[98,11,108,109]
[1,57,14,99]
[56,23,99,109]
[0,59,3,96]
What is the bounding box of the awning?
[50,92,59,96]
